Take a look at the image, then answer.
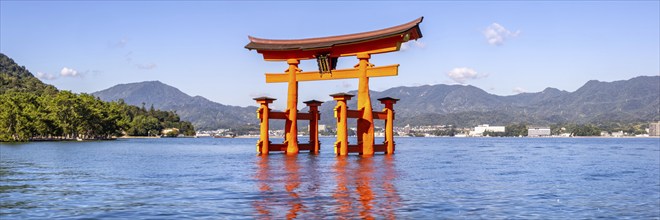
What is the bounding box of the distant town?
[196,121,660,138]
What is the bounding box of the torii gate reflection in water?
[246,17,423,156]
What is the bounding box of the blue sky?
[2,1,658,109]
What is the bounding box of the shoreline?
[118,136,161,139]
[232,135,659,139]
[3,135,657,143]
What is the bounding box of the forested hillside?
[0,53,195,142]
[0,53,58,95]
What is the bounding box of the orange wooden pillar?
[331,93,354,156]
[356,53,375,155]
[245,17,424,156]
[255,97,276,155]
[378,97,399,154]
[284,59,300,155]
[304,100,323,154]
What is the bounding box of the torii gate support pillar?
[331,93,353,156]
[255,97,276,155]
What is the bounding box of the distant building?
[309,124,327,132]
[470,124,505,136]
[195,133,212,138]
[611,131,625,137]
[404,124,411,135]
[161,128,179,136]
[528,126,551,137]
[649,121,660,136]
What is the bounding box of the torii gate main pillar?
[356,53,374,155]
[284,59,300,154]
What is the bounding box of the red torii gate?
[246,17,423,155]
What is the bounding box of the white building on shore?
[470,124,505,136]
[650,121,660,136]
[528,126,551,137]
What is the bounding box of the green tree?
[0,92,39,141]
[505,124,528,137]
[571,124,601,136]
[127,115,162,136]
[50,91,83,139]
[1,53,195,142]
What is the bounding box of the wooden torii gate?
[246,17,423,156]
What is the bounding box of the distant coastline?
[117,136,161,139]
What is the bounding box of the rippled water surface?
[1,137,659,219]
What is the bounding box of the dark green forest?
[0,53,195,142]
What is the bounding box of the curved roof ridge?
[248,17,423,45]
[245,17,423,51]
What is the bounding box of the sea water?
[1,137,659,219]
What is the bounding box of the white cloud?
[60,67,80,77]
[136,63,157,70]
[447,67,487,84]
[120,47,156,71]
[117,39,128,47]
[36,72,57,80]
[401,40,426,51]
[513,87,527,94]
[109,38,128,48]
[483,23,520,46]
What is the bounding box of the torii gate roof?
[245,17,423,61]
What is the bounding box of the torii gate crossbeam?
[246,17,423,156]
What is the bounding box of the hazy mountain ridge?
[318,75,659,126]
[94,76,659,130]
[92,81,258,130]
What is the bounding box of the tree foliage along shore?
[0,53,195,142]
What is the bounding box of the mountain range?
[92,81,258,130]
[93,76,660,130]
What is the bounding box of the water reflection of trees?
[254,155,399,219]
